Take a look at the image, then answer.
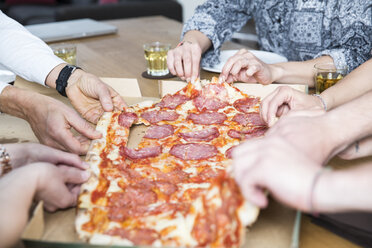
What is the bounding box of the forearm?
[269,56,333,86]
[0,86,34,119]
[182,30,212,54]
[321,59,372,110]
[315,164,372,213]
[0,166,38,247]
[323,90,372,155]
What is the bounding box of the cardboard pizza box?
[6,78,306,247]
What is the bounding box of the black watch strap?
[56,65,81,97]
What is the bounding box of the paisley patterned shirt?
[182,0,372,72]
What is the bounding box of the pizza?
[76,77,267,247]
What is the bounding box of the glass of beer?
[314,63,347,94]
[144,42,171,76]
[50,43,77,65]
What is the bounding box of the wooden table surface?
[33,16,361,248]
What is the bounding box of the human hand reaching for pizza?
[33,162,90,212]
[219,49,274,84]
[4,143,88,170]
[260,86,325,126]
[233,136,321,211]
[65,69,127,124]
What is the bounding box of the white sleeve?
[0,11,65,85]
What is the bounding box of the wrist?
[0,86,33,120]
[45,63,67,89]
[268,64,284,83]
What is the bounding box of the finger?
[260,88,280,125]
[245,64,260,78]
[221,54,245,79]
[183,49,192,81]
[46,147,88,169]
[265,87,293,126]
[52,121,89,155]
[174,52,184,78]
[66,110,102,140]
[191,46,201,82]
[167,50,177,75]
[240,183,268,208]
[108,86,127,110]
[96,83,114,112]
[61,166,90,184]
[276,104,290,117]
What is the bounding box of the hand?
[33,162,90,212]
[338,135,372,160]
[4,143,88,169]
[167,41,202,81]
[266,110,344,165]
[233,136,320,211]
[66,69,126,124]
[220,49,273,84]
[24,93,101,155]
[260,86,325,126]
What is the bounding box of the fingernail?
[81,171,91,180]
[186,78,191,82]
[82,162,90,169]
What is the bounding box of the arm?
[260,59,372,126]
[314,163,372,213]
[0,162,89,247]
[220,49,333,85]
[0,11,126,123]
[321,59,372,110]
[0,86,101,154]
[167,0,252,80]
[3,143,88,170]
[265,90,372,165]
[233,136,372,213]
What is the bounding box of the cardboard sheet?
[4,78,308,247]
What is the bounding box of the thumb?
[66,110,102,140]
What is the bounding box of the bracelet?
[176,41,193,47]
[308,166,332,216]
[312,94,327,111]
[0,145,11,177]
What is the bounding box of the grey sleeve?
[315,2,372,72]
[181,0,253,67]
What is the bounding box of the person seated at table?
[0,143,90,247]
[167,0,372,85]
[0,11,126,155]
[233,88,372,213]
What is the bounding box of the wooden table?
[10,16,363,248]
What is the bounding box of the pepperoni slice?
[156,94,189,109]
[179,127,219,141]
[232,112,266,126]
[187,112,227,125]
[193,96,228,111]
[144,124,174,139]
[141,110,179,124]
[155,181,178,195]
[233,97,259,113]
[120,146,162,160]
[170,143,218,160]
[118,112,138,128]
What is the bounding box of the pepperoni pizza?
[76,77,267,247]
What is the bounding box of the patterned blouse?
[182,0,372,72]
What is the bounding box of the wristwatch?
[56,64,81,97]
